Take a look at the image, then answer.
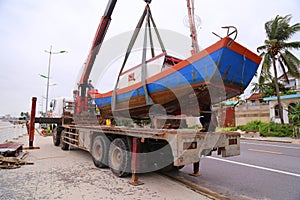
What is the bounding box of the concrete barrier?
[0,124,27,143]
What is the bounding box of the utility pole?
[44,46,67,115]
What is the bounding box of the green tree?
[251,76,289,97]
[288,101,300,138]
[257,14,300,124]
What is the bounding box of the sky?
[0,0,299,117]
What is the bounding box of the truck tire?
[60,130,69,151]
[108,138,131,177]
[52,127,60,146]
[91,135,110,168]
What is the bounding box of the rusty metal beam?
[29,97,37,148]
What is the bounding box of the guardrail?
[0,124,27,143]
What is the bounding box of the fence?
[0,123,27,143]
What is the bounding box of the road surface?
[166,140,300,200]
[0,134,211,200]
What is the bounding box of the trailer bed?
[62,124,240,167]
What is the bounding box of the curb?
[159,172,229,200]
[240,137,293,144]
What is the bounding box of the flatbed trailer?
[49,119,240,180]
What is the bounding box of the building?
[278,70,300,92]
[263,94,300,124]
[235,93,270,126]
[264,68,300,124]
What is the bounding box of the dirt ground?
[0,134,211,200]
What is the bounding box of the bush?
[230,120,293,137]
[230,120,264,132]
[259,121,293,137]
[243,120,264,131]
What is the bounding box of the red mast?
[186,0,200,55]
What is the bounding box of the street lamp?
[44,45,67,115]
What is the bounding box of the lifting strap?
[112,4,165,111]
[141,8,154,105]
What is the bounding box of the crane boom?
[79,0,117,84]
[75,0,117,114]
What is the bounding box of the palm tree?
[257,14,300,124]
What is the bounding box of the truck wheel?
[108,138,131,177]
[60,130,69,151]
[52,127,60,146]
[91,135,110,168]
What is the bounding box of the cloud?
[0,0,299,116]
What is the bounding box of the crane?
[74,0,117,114]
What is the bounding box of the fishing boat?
[92,36,261,119]
[90,2,262,126]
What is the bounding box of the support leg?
[189,161,201,177]
[129,137,144,186]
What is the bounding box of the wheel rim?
[60,131,66,147]
[52,128,57,140]
[111,147,122,170]
[94,143,102,160]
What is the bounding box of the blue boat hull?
[93,37,261,119]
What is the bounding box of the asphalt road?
[166,140,300,200]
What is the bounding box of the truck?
[34,0,241,183]
[44,96,240,178]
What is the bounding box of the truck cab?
[50,97,74,118]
